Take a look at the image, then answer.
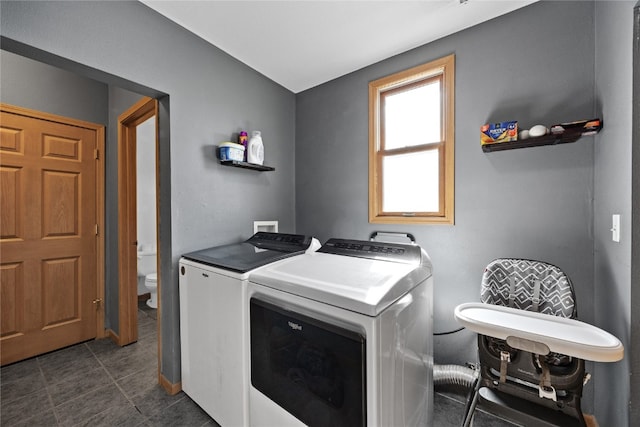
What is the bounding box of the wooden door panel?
[42,256,79,326]
[0,166,22,240]
[0,125,23,153]
[42,170,79,237]
[0,262,24,337]
[0,109,99,365]
[43,134,80,160]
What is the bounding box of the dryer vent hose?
[433,364,477,389]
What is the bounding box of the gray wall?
[632,4,640,423]
[593,2,636,426]
[0,50,108,125]
[296,1,635,424]
[1,1,635,424]
[0,0,297,384]
[297,0,595,370]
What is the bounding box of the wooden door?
[117,97,158,347]
[0,106,103,365]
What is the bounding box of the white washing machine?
[246,237,434,427]
[178,232,320,427]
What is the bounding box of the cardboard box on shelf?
[480,121,518,145]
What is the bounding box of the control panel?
[248,232,312,250]
[319,238,423,264]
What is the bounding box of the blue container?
[219,142,245,161]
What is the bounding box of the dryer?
[179,232,320,426]
[247,237,434,427]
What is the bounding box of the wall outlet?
[254,220,278,234]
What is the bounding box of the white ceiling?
[141,0,537,93]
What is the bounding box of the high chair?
[455,258,623,427]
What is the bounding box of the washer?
[179,232,320,427]
[247,237,433,427]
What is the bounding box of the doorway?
[116,97,160,361]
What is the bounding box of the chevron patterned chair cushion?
[462,258,587,427]
[480,258,576,318]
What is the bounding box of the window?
[369,54,455,224]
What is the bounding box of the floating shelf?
[482,119,602,153]
[220,160,275,172]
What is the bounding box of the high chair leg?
[462,375,481,427]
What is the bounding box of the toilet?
[137,246,157,309]
[144,273,158,309]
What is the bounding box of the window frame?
[368,54,455,224]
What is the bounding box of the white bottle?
[247,131,264,165]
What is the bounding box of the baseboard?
[584,415,599,427]
[106,328,121,345]
[159,372,182,396]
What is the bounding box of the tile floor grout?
[1,302,514,427]
[87,341,141,420]
[0,303,212,427]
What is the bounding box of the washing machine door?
[250,297,366,427]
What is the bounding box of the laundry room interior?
[0,1,637,426]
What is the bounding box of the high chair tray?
[454,302,623,362]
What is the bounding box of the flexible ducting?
[433,364,477,389]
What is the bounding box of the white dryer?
[179,232,320,427]
[247,237,434,427]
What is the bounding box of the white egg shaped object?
[529,125,548,138]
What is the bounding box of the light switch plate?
[612,214,620,242]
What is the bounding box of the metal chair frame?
[461,258,587,427]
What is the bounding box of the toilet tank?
[137,246,157,277]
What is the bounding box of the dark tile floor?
[434,389,518,427]
[1,302,514,427]
[0,302,216,427]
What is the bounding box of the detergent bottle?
[247,131,264,165]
